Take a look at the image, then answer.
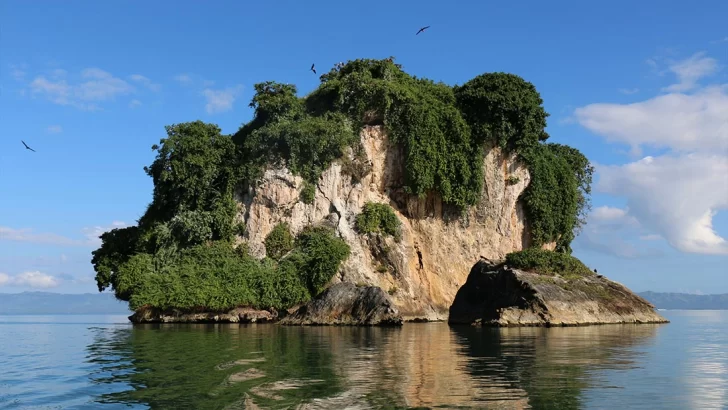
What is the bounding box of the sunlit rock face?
[236,125,534,321]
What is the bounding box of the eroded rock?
[280,283,403,326]
[448,260,669,326]
[129,306,278,324]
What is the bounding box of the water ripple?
[1,311,727,409]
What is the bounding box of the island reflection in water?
[86,322,663,409]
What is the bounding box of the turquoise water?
[0,311,726,409]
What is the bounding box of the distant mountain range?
[0,292,131,315]
[639,291,728,310]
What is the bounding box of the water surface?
[0,311,726,409]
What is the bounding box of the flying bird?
[21,140,36,152]
[416,25,430,35]
[310,63,316,74]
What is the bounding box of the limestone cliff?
[236,125,537,321]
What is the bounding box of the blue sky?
[1,0,727,294]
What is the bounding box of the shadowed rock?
[448,260,669,326]
[280,283,403,326]
[129,306,277,323]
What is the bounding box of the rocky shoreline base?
[129,260,668,327]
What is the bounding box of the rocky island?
[91,57,666,326]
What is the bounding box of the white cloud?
[618,88,640,95]
[50,68,67,79]
[10,66,26,81]
[0,271,60,288]
[81,221,128,246]
[575,206,662,258]
[129,74,161,92]
[574,51,728,256]
[596,155,728,255]
[202,85,244,114]
[129,99,142,108]
[0,226,86,246]
[574,84,728,153]
[663,52,719,92]
[0,221,128,247]
[29,67,134,111]
[46,125,63,134]
[174,74,192,85]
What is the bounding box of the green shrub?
[355,202,401,240]
[505,175,520,186]
[264,222,294,260]
[290,225,351,295]
[122,225,349,312]
[300,181,316,204]
[505,248,593,279]
[454,73,549,151]
[169,210,214,247]
[519,144,592,252]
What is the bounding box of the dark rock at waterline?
[129,306,278,324]
[280,283,403,326]
[448,260,669,327]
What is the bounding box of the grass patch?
[505,248,593,279]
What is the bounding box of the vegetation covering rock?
[92,57,593,319]
[355,202,402,240]
[448,257,668,326]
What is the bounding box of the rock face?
[236,125,540,321]
[129,306,277,324]
[280,283,403,326]
[448,260,669,326]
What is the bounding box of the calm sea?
[0,311,726,409]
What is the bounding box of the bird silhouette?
[310,63,316,74]
[416,25,430,35]
[21,140,36,152]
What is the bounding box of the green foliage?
[505,248,593,279]
[290,225,351,295]
[300,181,316,204]
[169,210,214,247]
[264,222,294,260]
[543,143,594,235]
[229,57,590,250]
[239,112,358,182]
[519,143,593,252]
[123,225,348,312]
[506,175,520,186]
[454,73,549,151]
[339,142,372,184]
[91,226,142,297]
[355,202,401,240]
[140,121,238,238]
[98,220,347,311]
[306,58,484,207]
